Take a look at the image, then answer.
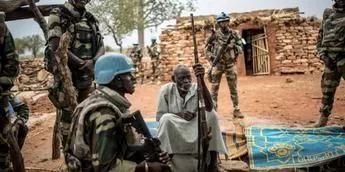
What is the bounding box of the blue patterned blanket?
[246,126,345,170]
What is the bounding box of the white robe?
[156,83,227,172]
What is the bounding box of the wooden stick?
[28,0,48,39]
[51,32,78,159]
[5,5,63,21]
[0,0,39,12]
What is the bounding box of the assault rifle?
[207,31,234,81]
[0,89,25,172]
[126,110,164,164]
[147,46,153,57]
[191,14,209,172]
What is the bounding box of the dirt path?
[22,74,345,170]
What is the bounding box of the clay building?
[159,7,322,81]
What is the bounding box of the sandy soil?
[22,74,345,170]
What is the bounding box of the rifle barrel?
[191,14,199,64]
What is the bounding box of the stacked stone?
[14,58,52,91]
[160,28,211,81]
[274,17,322,74]
[160,8,322,80]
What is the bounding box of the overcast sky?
[6,0,332,48]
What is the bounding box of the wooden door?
[252,32,270,75]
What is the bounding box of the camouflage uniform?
[0,19,19,92]
[0,95,29,171]
[129,45,144,84]
[147,42,161,83]
[65,86,137,172]
[314,4,345,127]
[46,2,104,145]
[206,29,243,112]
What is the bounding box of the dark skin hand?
[193,63,214,112]
[176,111,196,121]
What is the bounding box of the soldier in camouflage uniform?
[130,43,144,84]
[45,0,104,146]
[205,12,244,118]
[0,95,30,171]
[313,0,345,127]
[147,37,161,84]
[0,12,28,171]
[65,53,170,172]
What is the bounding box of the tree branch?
[105,21,122,47]
[0,0,39,12]
[5,5,62,21]
[28,0,48,40]
[143,0,158,20]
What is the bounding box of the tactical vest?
[58,6,101,60]
[65,87,130,171]
[321,8,345,52]
[46,4,102,89]
[213,29,238,64]
[149,44,160,59]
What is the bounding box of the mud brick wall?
[14,58,53,91]
[274,18,321,74]
[160,28,211,81]
[159,8,322,80]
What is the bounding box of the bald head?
[173,64,190,77]
[172,64,192,93]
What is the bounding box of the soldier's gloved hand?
[193,64,205,78]
[321,55,336,68]
[79,60,93,73]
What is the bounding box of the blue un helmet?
[95,53,134,85]
[216,12,230,23]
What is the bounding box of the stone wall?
[159,8,322,80]
[160,28,211,81]
[273,18,321,74]
[14,58,52,91]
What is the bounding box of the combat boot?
[312,115,329,128]
[233,109,244,118]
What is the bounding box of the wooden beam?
[5,4,63,21]
[0,0,39,12]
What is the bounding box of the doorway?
[242,28,270,75]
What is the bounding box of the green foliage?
[89,0,196,48]
[104,45,115,52]
[14,34,44,58]
[140,0,196,28]
[88,0,138,52]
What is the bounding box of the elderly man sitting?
[156,64,227,172]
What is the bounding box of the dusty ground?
[22,74,345,170]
